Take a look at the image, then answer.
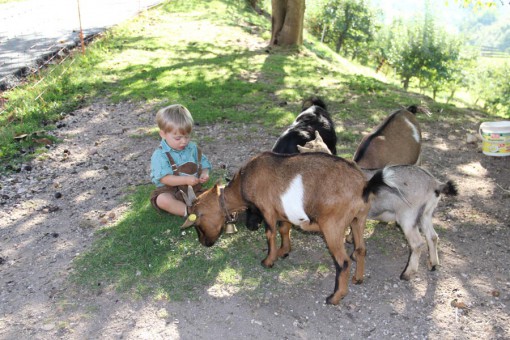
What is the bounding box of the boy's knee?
[154,192,186,217]
[156,192,172,208]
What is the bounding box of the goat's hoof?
[261,260,274,268]
[427,260,439,271]
[399,272,411,281]
[352,277,363,284]
[277,249,290,258]
[325,295,339,305]
[350,253,357,262]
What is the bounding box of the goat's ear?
[297,145,309,153]
[314,130,323,142]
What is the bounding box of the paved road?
[0,0,162,90]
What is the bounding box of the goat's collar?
[219,187,237,223]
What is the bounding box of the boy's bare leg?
[156,193,187,217]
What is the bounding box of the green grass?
[72,177,331,301]
[0,0,500,301]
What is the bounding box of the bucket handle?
[478,123,487,141]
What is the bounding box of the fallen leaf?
[451,299,468,309]
[7,113,17,122]
[13,133,28,140]
[34,138,53,145]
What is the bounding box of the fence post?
[77,0,85,54]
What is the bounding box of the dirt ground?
[0,98,509,340]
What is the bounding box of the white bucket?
[479,121,510,157]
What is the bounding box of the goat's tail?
[362,169,386,202]
[437,180,458,197]
[302,96,327,111]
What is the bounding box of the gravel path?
[1,99,509,339]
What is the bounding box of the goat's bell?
[224,223,238,234]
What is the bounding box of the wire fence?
[480,46,510,58]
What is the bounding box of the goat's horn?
[418,106,432,117]
[180,213,197,229]
[314,130,323,142]
[181,185,197,207]
[187,185,197,202]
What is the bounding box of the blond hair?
[156,104,194,133]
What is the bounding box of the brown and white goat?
[300,135,458,280]
[353,105,430,169]
[181,151,385,305]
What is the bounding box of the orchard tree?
[329,0,376,56]
[442,48,478,103]
[455,0,503,8]
[415,9,461,98]
[381,19,423,90]
[380,13,465,93]
[478,63,510,117]
[306,0,377,61]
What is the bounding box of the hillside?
[370,0,510,51]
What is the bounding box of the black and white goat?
[245,96,337,230]
[272,96,337,155]
[180,152,386,305]
[299,135,458,280]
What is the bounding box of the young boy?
[150,104,211,217]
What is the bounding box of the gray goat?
[363,166,457,279]
[299,132,458,280]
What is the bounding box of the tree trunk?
[447,89,456,103]
[335,34,344,53]
[320,23,327,43]
[402,77,410,90]
[270,0,305,46]
[335,4,352,54]
[375,58,386,73]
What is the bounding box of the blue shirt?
[150,139,212,187]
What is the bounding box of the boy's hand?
[187,176,200,186]
[199,173,210,183]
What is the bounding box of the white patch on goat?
[281,174,310,226]
[298,130,311,139]
[382,167,411,207]
[403,117,420,143]
[318,116,331,128]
